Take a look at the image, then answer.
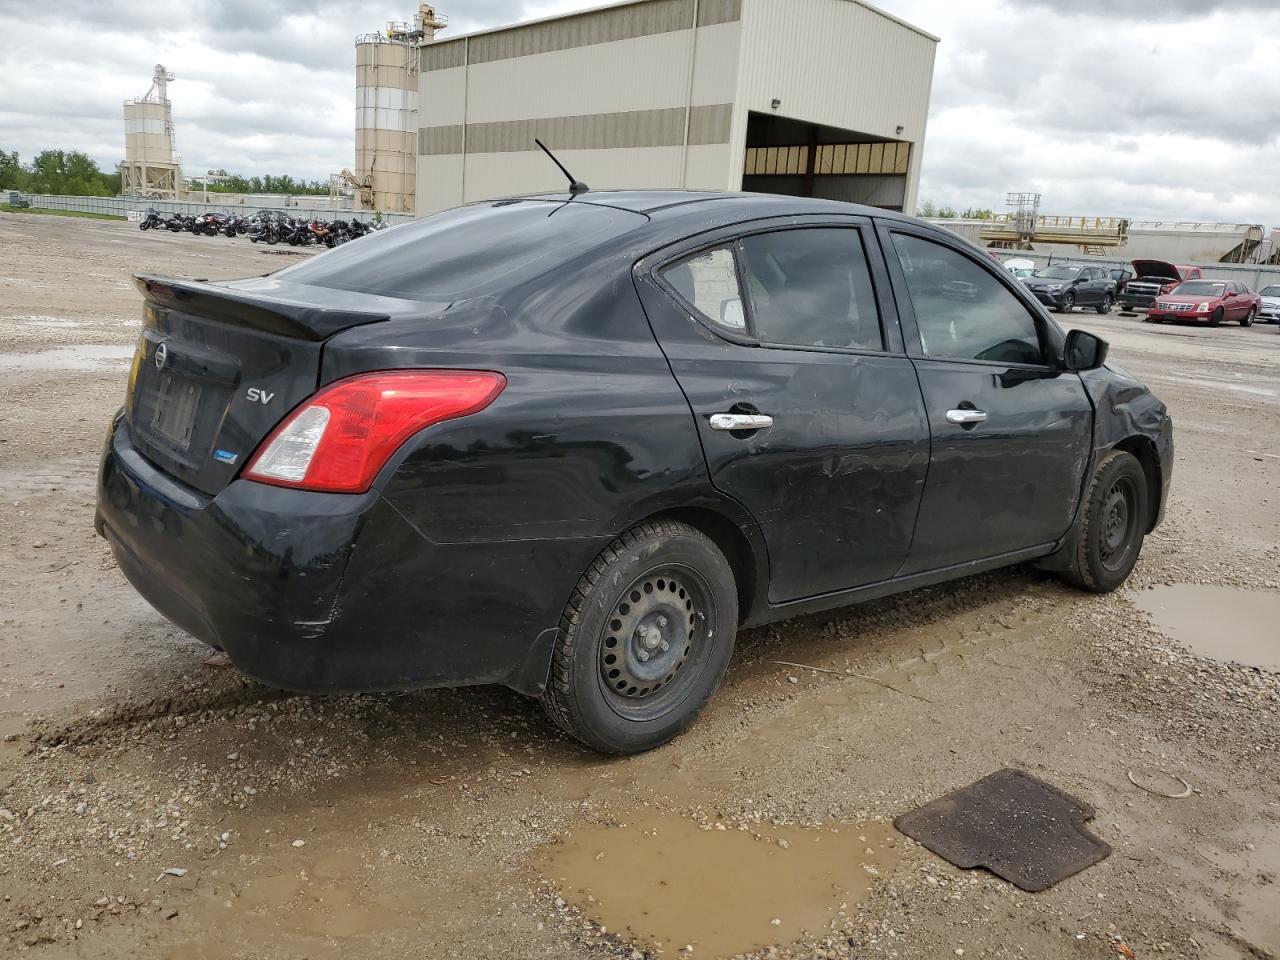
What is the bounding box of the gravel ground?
[0,212,1277,960]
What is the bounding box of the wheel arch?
[632,503,769,625]
[1111,435,1162,532]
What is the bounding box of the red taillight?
[244,370,505,494]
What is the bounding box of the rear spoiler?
[134,274,391,342]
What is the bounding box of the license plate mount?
[150,374,202,450]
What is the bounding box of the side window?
[661,247,746,331]
[737,228,883,351]
[891,233,1045,365]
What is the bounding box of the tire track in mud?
[30,678,293,749]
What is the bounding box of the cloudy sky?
[1,0,1277,225]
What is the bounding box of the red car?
[1147,279,1261,326]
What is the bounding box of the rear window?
[274,200,644,301]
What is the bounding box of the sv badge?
[246,387,276,405]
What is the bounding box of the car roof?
[520,189,914,223]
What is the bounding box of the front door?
[635,218,930,603]
[880,225,1095,573]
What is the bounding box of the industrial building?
[413,0,938,217]
[119,65,182,200]
[347,4,449,213]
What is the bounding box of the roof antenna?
[535,138,589,195]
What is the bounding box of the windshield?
[1033,265,1081,280]
[1172,281,1226,296]
[1260,285,1280,297]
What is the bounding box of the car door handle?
[946,408,988,425]
[710,413,774,432]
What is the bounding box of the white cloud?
[0,0,1277,226]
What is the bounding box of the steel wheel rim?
[1099,476,1138,570]
[597,563,715,721]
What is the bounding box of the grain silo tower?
[354,4,446,213]
[120,64,182,200]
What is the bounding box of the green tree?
[25,149,115,196]
[0,149,28,190]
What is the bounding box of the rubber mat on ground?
[894,768,1111,892]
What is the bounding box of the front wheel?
[1058,292,1076,313]
[541,519,738,755]
[1241,306,1256,327]
[1059,450,1148,593]
[1096,294,1114,315]
[1209,308,1223,327]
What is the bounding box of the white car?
[1259,284,1280,324]
[1004,258,1035,279]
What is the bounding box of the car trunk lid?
[125,274,422,496]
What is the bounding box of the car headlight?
[1046,284,1063,292]
[1197,302,1211,311]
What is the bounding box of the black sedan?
[96,191,1173,754]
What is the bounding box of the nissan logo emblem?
[154,342,168,371]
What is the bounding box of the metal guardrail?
[4,193,416,226]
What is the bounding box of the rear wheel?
[1059,450,1148,593]
[1241,306,1256,327]
[1096,294,1114,315]
[541,519,738,755]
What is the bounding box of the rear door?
[635,217,930,603]
[879,223,1094,573]
[1083,267,1107,304]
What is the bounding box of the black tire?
[1058,292,1075,313]
[1209,308,1223,327]
[1241,306,1255,327]
[1096,294,1114,315]
[541,519,738,755]
[1059,450,1148,593]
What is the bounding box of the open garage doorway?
[741,112,911,211]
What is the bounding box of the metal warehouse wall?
[734,0,937,215]
[417,0,742,215]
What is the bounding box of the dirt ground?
[1,211,1277,960]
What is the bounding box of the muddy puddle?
[0,344,134,371]
[1133,584,1280,673]
[534,811,902,957]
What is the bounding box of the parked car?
[1109,267,1134,297]
[1021,263,1117,313]
[95,191,1173,755]
[1147,279,1261,326]
[1120,260,1203,310]
[1257,284,1280,324]
[1003,257,1036,279]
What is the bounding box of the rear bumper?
[95,417,580,695]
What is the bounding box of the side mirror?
[1064,329,1109,371]
[720,297,746,330]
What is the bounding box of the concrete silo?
[353,4,447,213]
[120,64,182,200]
